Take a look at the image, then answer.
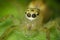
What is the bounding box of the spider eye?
[37,9,40,15]
[32,14,36,18]
[37,12,39,15]
[25,12,27,14]
[27,13,31,17]
[31,9,34,11]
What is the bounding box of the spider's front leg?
[45,28,50,40]
[43,20,57,40]
[41,27,50,40]
[0,25,16,40]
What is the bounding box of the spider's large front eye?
[27,13,31,17]
[32,14,36,18]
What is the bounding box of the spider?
[0,0,60,40]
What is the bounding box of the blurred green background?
[0,0,60,40]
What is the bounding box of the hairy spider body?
[24,0,53,40]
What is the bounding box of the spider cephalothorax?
[25,8,40,21]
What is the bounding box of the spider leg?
[46,28,50,40]
[0,25,16,40]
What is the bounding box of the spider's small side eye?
[25,12,27,14]
[37,9,40,15]
[37,12,39,15]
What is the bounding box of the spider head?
[25,8,40,21]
